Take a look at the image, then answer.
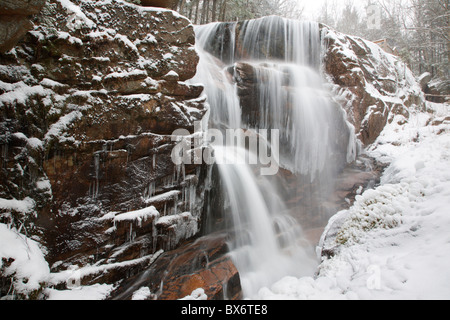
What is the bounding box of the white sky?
[298,0,367,20]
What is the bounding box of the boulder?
[321,25,425,145]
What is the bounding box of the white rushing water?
[191,16,357,298]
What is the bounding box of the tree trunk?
[201,0,208,24]
[212,0,217,22]
[220,0,227,21]
[194,0,200,24]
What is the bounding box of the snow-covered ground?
[257,101,450,300]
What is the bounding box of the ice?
[155,212,199,250]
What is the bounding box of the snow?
[46,284,114,300]
[0,197,35,214]
[114,34,138,53]
[57,0,96,30]
[180,288,208,301]
[103,69,147,81]
[131,286,152,300]
[257,101,450,300]
[113,206,159,226]
[0,83,52,105]
[46,250,163,300]
[11,132,44,150]
[0,223,50,297]
[44,110,83,142]
[144,190,180,204]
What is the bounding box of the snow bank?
[46,283,114,300]
[0,224,50,298]
[257,101,450,300]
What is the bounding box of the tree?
[335,2,366,37]
[317,0,338,27]
[408,0,449,78]
[175,0,304,24]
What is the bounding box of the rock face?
[111,233,242,300]
[0,0,46,52]
[0,0,233,299]
[140,0,178,9]
[321,25,425,145]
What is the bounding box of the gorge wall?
[0,0,222,299]
[0,1,425,300]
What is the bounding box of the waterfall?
[191,16,357,298]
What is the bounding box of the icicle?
[129,223,133,243]
[173,198,178,216]
[152,217,158,253]
[189,185,196,214]
[94,153,100,199]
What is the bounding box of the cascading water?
[191,16,357,298]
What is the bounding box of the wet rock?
[110,233,243,300]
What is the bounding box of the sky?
[298,0,366,20]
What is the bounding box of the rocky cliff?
[321,25,425,145]
[0,0,230,299]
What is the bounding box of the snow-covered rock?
[322,25,425,146]
[1,0,210,299]
[0,223,50,299]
